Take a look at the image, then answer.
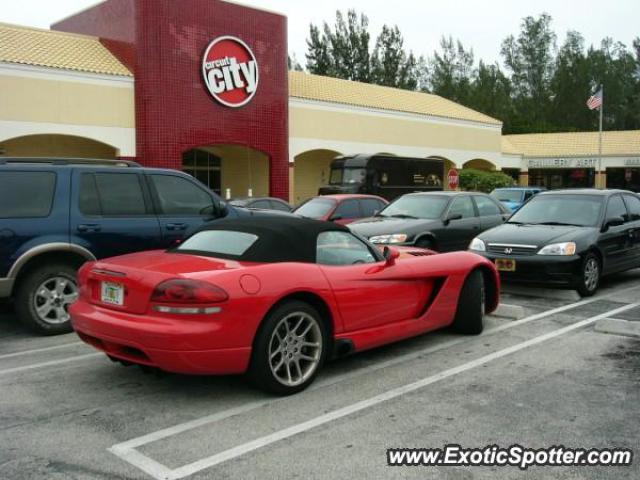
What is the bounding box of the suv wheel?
[15,264,79,335]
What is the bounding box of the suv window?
[80,173,147,216]
[316,231,376,265]
[334,199,361,219]
[360,198,385,217]
[474,195,501,216]
[622,194,640,221]
[0,171,56,218]
[448,196,475,219]
[151,174,213,215]
[605,194,628,222]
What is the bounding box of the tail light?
[151,279,228,314]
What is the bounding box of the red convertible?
[71,216,499,395]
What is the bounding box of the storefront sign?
[202,36,259,107]
[527,158,597,169]
[624,158,640,166]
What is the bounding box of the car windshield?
[293,198,336,219]
[509,194,603,227]
[378,195,448,220]
[491,190,523,203]
[176,230,258,256]
[329,168,366,185]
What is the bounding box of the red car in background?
[293,194,388,225]
[70,216,499,395]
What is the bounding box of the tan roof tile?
[289,71,501,126]
[503,131,640,157]
[0,23,131,76]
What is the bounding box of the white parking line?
[0,341,83,359]
[107,293,600,451]
[0,353,102,376]
[109,302,639,480]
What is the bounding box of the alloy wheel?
[583,258,599,292]
[268,312,322,387]
[33,276,78,325]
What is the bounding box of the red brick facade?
[53,0,289,199]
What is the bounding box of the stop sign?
[447,168,459,190]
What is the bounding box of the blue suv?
[0,158,237,334]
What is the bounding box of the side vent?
[407,251,433,256]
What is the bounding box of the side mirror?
[444,213,463,225]
[329,214,342,222]
[383,246,400,266]
[602,216,624,231]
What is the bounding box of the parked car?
[293,194,388,225]
[70,216,499,395]
[318,153,444,201]
[470,189,640,296]
[490,187,545,212]
[229,196,292,212]
[0,157,236,334]
[349,191,511,252]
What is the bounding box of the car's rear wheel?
[249,300,328,395]
[451,269,484,335]
[15,263,79,335]
[576,253,600,297]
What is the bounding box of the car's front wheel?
[249,300,328,395]
[576,253,600,297]
[15,263,79,335]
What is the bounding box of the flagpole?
[598,84,603,188]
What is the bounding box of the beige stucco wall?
[289,104,501,153]
[203,145,269,199]
[1,134,117,158]
[0,74,134,128]
[293,149,339,204]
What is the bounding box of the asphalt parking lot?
[1,271,639,480]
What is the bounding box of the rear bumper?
[70,301,252,374]
[476,253,582,287]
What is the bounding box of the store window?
[606,168,640,193]
[182,149,221,194]
[528,169,595,189]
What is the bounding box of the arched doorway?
[183,145,269,199]
[293,149,341,205]
[0,134,118,158]
[463,158,496,171]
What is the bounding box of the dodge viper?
[70,216,499,394]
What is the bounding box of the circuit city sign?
[202,36,259,108]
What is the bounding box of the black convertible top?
[182,216,351,263]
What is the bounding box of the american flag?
[586,88,603,110]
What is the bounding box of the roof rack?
[0,157,141,167]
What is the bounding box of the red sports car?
[71,216,499,395]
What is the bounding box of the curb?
[490,303,526,320]
[594,317,640,339]
[502,285,581,302]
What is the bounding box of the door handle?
[77,224,101,232]
[166,223,187,231]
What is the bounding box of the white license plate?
[101,281,124,306]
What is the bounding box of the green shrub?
[459,168,516,193]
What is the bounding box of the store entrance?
[528,168,595,189]
[182,149,221,195]
[606,168,640,192]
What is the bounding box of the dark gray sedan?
[349,191,510,252]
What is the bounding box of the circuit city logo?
[202,36,259,108]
